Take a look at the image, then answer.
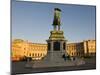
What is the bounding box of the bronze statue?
[52,8,61,31]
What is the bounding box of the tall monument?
[46,8,67,62]
[26,8,85,69]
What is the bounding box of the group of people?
[62,54,76,61]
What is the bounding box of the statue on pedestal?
[52,8,61,31]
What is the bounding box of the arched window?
[32,53,34,57]
[41,53,42,57]
[35,53,37,57]
[29,53,31,57]
[38,53,39,57]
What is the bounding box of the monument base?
[25,57,85,68]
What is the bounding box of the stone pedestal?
[25,29,85,69]
[46,30,67,62]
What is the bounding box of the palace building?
[67,42,84,57]
[12,39,29,61]
[67,40,96,57]
[11,39,47,61]
[11,39,96,61]
[27,42,47,60]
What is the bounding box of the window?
[41,53,42,57]
[72,53,73,56]
[32,53,34,57]
[35,54,37,57]
[38,53,39,57]
[29,53,31,56]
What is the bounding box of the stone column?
[51,41,53,52]
[61,41,63,51]
[60,41,64,55]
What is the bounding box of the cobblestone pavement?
[11,58,96,75]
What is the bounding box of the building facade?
[11,39,29,61]
[67,40,96,57]
[11,39,47,61]
[83,40,96,56]
[11,39,96,61]
[27,42,47,60]
[67,42,84,57]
